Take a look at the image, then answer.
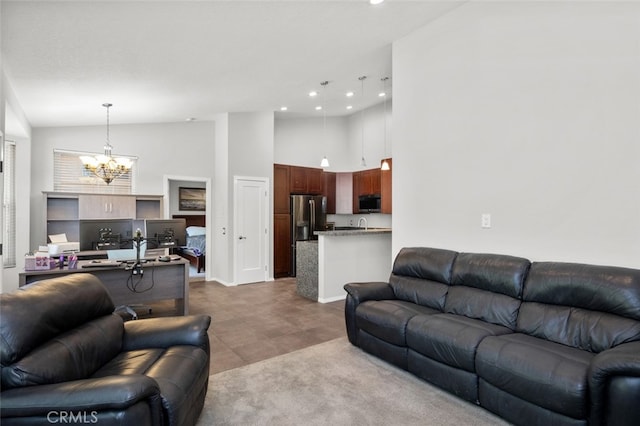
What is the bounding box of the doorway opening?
[164,175,212,281]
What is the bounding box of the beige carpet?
[198,337,510,425]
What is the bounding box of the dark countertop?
[314,227,392,237]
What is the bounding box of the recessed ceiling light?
[346,91,354,97]
[315,106,322,111]
[370,0,385,5]
[309,91,318,97]
[378,92,386,97]
[346,105,353,110]
[280,106,288,111]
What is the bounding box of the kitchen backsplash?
[327,213,392,229]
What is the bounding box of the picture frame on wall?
[179,187,206,211]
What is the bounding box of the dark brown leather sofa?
[0,273,211,426]
[344,247,640,426]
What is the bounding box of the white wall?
[274,101,392,172]
[275,116,350,170]
[212,113,230,284]
[346,102,390,171]
[392,1,640,268]
[227,111,275,283]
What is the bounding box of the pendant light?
[380,77,390,171]
[79,103,132,185]
[319,81,330,168]
[359,76,367,168]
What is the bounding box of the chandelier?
[80,103,132,185]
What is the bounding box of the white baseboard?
[318,294,346,304]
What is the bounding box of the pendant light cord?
[382,77,388,158]
[103,102,113,154]
[359,76,367,167]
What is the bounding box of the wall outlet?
[481,213,491,229]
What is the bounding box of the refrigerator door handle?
[309,199,316,234]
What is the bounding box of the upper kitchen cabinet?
[323,171,336,214]
[307,168,323,194]
[289,165,323,195]
[357,168,381,196]
[352,162,392,214]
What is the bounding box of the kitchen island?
[296,228,392,303]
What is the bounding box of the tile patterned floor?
[147,277,346,374]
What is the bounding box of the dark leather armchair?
[0,273,211,426]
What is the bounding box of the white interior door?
[234,177,268,285]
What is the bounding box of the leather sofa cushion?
[518,262,640,353]
[2,314,123,389]
[388,274,448,311]
[391,247,458,283]
[444,286,520,329]
[92,348,166,377]
[356,300,440,346]
[524,262,640,321]
[389,247,457,310]
[452,252,530,299]
[407,313,512,372]
[476,333,594,420]
[0,274,115,366]
[517,302,640,353]
[95,346,209,426]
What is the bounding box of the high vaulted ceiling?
[2,0,463,128]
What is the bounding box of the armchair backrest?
[1,274,122,389]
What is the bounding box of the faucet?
[357,217,368,230]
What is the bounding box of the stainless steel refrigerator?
[290,195,327,276]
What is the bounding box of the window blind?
[53,149,137,194]
[3,140,16,268]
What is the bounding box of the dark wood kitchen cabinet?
[307,168,323,194]
[289,165,323,195]
[351,164,392,213]
[352,167,381,209]
[274,163,325,277]
[274,213,291,278]
[323,171,336,214]
[289,166,308,193]
[274,164,290,214]
[358,168,381,196]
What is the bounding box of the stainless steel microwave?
[358,194,381,213]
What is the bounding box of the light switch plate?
[481,213,491,229]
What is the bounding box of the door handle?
[239,236,246,240]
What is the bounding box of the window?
[3,139,16,268]
[53,149,137,194]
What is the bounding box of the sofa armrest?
[589,341,640,426]
[0,375,162,422]
[344,281,395,305]
[343,282,395,345]
[123,314,211,353]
